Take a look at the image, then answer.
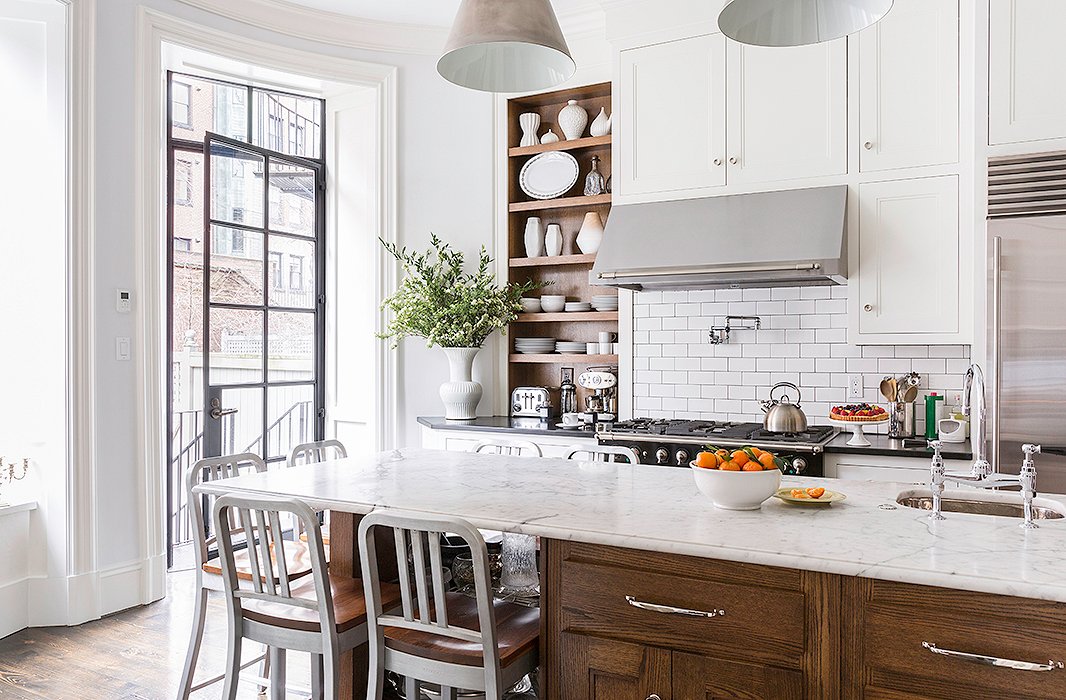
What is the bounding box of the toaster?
[511,387,558,418]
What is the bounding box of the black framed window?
[174,158,193,205]
[289,255,304,289]
[172,81,191,128]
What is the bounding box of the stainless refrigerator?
[987,215,1066,494]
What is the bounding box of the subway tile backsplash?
[631,286,971,433]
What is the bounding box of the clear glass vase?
[500,533,539,592]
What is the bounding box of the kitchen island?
[198,448,1066,699]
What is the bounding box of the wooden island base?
[329,516,1066,700]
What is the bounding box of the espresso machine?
[578,366,618,426]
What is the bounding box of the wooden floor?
[0,569,311,699]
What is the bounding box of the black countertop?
[418,416,973,460]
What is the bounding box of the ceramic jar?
[540,129,559,144]
[523,217,544,258]
[558,100,588,140]
[576,212,604,254]
[518,112,540,147]
[544,223,563,256]
[439,347,483,421]
[589,107,612,137]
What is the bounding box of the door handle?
[209,398,238,420]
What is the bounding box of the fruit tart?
[829,403,888,422]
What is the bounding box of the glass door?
[201,132,325,464]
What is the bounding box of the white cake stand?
[830,415,888,447]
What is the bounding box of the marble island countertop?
[198,448,1066,603]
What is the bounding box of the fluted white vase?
[440,347,482,420]
[576,211,604,254]
[558,99,588,140]
[518,112,541,147]
[523,216,544,258]
[589,107,612,137]
[544,223,563,256]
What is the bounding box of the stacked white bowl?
[514,337,557,354]
[519,297,541,313]
[591,295,619,311]
[541,295,566,313]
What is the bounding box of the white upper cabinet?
[617,33,727,197]
[858,0,958,171]
[990,0,1066,145]
[726,39,848,185]
[855,176,959,338]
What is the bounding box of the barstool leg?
[176,585,208,699]
[310,654,324,700]
[439,686,458,700]
[322,650,340,700]
[405,676,419,700]
[268,647,286,700]
[220,628,243,700]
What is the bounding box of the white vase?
[523,217,544,258]
[545,223,563,256]
[558,100,588,140]
[576,211,604,254]
[540,129,559,144]
[439,347,482,421]
[518,112,540,147]
[589,107,612,137]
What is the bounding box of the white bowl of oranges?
[689,447,782,511]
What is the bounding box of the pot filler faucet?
[927,364,1042,528]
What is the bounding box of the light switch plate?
[116,337,131,361]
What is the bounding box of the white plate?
[519,152,580,200]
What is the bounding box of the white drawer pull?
[625,595,725,618]
[923,641,1064,672]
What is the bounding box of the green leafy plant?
[379,234,547,348]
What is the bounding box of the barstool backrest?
[288,439,348,467]
[185,453,267,573]
[564,445,641,463]
[470,439,543,458]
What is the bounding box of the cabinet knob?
[713,158,722,166]
[864,304,874,312]
[863,141,873,150]
[728,156,738,165]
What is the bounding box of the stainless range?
[596,419,840,476]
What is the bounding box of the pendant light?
[437,0,576,93]
[718,0,893,47]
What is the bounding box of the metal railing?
[243,400,313,457]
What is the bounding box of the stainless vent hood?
[591,185,848,290]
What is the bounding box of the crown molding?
[175,0,449,55]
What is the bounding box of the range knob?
[655,448,670,465]
[791,457,808,475]
[675,449,690,466]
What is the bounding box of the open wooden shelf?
[509,194,611,213]
[508,135,612,158]
[514,312,618,322]
[509,254,597,268]
[509,354,619,364]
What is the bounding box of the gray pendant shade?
[718,0,894,47]
[437,0,576,92]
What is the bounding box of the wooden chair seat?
[244,575,403,634]
[383,592,540,667]
[299,526,330,547]
[202,540,313,583]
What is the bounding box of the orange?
[807,487,826,499]
[720,460,741,471]
[730,450,750,466]
[789,489,810,499]
[695,451,718,469]
[715,449,729,461]
[758,453,777,470]
[741,462,763,472]
[749,447,764,458]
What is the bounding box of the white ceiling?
[277,0,600,27]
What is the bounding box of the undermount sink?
[895,488,1066,520]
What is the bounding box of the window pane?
[208,225,264,306]
[268,236,315,309]
[268,311,314,381]
[268,160,316,236]
[217,386,264,457]
[170,74,247,142]
[209,141,264,227]
[252,89,321,158]
[209,307,264,383]
[265,384,314,460]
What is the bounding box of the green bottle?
[925,393,945,439]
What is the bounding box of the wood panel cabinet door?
[856,176,959,336]
[858,0,958,171]
[617,33,726,198]
[726,39,847,185]
[558,633,671,700]
[673,651,804,700]
[990,0,1066,144]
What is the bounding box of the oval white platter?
[519,151,580,200]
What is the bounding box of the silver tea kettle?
[761,382,808,433]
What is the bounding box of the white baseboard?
[0,578,29,639]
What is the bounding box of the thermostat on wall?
[116,289,131,313]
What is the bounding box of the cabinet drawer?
[556,542,809,668]
[848,579,1066,699]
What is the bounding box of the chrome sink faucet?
[928,440,1042,529]
[962,363,992,478]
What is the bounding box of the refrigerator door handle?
[992,235,1002,474]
